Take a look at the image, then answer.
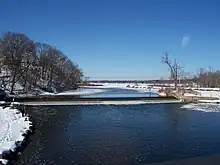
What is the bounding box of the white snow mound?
[0,105,32,161]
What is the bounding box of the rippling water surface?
[13,102,220,165]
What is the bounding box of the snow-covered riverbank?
[0,103,33,165]
[183,89,220,103]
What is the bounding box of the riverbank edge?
[0,102,34,165]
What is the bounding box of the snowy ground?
[183,89,220,103]
[196,90,220,98]
[0,104,32,164]
[0,159,8,165]
[184,90,220,98]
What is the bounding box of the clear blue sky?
[1,0,220,80]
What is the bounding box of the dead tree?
[162,52,182,89]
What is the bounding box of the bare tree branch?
[162,52,182,89]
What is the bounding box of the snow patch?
[40,92,54,95]
[183,89,220,99]
[0,159,8,165]
[195,90,220,98]
[55,88,105,96]
[0,105,32,162]
[0,101,6,105]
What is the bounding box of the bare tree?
[193,67,220,88]
[0,32,36,93]
[162,52,182,89]
[35,42,83,92]
[0,31,83,94]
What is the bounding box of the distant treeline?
[0,31,83,93]
[90,70,220,88]
[88,79,191,84]
[193,68,220,88]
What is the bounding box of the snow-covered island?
[0,103,33,165]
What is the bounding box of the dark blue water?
[15,103,220,165]
[82,87,158,98]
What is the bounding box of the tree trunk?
[174,79,177,89]
[10,72,16,94]
[23,78,27,92]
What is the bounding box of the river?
[14,101,220,165]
